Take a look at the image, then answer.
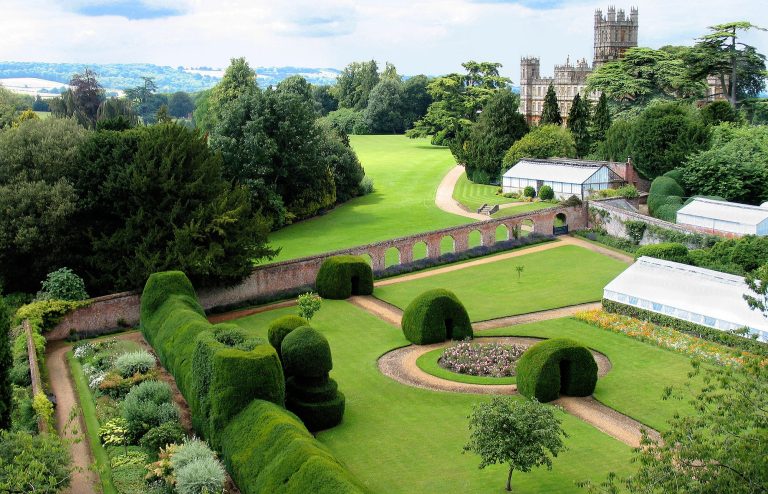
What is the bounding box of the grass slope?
[374,245,628,321]
[231,301,636,494]
[268,136,471,262]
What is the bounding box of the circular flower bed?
[438,340,525,377]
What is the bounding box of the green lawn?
[374,245,628,321]
[230,301,635,494]
[482,318,697,431]
[490,201,557,219]
[268,135,471,262]
[452,171,519,211]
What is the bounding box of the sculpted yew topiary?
[315,255,373,299]
[516,338,597,403]
[401,289,473,345]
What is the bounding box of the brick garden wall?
[49,205,586,340]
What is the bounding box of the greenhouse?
[603,257,768,342]
[676,198,768,236]
[502,158,624,200]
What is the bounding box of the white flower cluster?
[82,363,106,390]
[73,342,96,359]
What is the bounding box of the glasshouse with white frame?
[676,198,768,236]
[603,256,768,342]
[502,158,624,200]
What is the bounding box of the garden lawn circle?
[381,336,611,394]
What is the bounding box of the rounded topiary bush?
[286,391,346,432]
[281,326,332,378]
[523,186,536,198]
[267,315,308,359]
[401,289,473,345]
[635,242,691,264]
[315,255,373,299]
[538,185,554,201]
[115,350,156,378]
[516,338,598,403]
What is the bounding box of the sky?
[1,0,767,81]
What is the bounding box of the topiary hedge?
[648,176,685,216]
[141,271,361,492]
[220,400,365,494]
[516,338,598,403]
[281,326,345,432]
[401,289,473,345]
[315,256,373,299]
[268,315,309,361]
[538,185,554,201]
[635,243,691,264]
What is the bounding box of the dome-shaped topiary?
[315,255,373,299]
[401,289,473,345]
[516,338,598,403]
[267,315,309,359]
[281,326,332,378]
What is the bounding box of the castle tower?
[519,57,541,120]
[593,6,638,67]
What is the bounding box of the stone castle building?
[519,6,639,125]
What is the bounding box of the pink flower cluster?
[439,340,525,377]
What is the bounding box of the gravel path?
[434,165,489,220]
[46,341,100,494]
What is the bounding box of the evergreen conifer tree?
[568,93,591,158]
[540,84,562,126]
[0,298,11,430]
[591,92,611,144]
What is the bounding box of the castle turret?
[593,5,638,67]
[519,57,540,119]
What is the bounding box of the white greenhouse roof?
[604,257,768,335]
[502,158,607,185]
[677,198,768,226]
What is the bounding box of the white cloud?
[0,0,765,80]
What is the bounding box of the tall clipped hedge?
[401,289,473,345]
[220,401,364,494]
[516,338,597,403]
[140,271,363,492]
[648,176,685,216]
[315,256,373,299]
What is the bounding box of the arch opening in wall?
[359,253,373,266]
[385,247,401,268]
[440,235,455,256]
[412,241,428,261]
[520,219,535,236]
[554,213,568,235]
[495,225,509,242]
[468,230,482,248]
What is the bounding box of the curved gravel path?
[435,165,488,220]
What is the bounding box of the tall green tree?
[690,22,767,105]
[311,85,338,116]
[591,92,611,145]
[90,123,276,290]
[401,75,432,130]
[464,397,567,492]
[465,89,528,183]
[364,78,405,134]
[0,298,11,430]
[540,84,562,126]
[503,125,576,166]
[567,93,591,158]
[167,91,194,118]
[49,68,105,128]
[205,57,258,132]
[334,60,380,110]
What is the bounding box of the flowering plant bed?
[574,309,767,367]
[439,340,525,377]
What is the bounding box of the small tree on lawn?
[515,266,524,281]
[297,292,322,320]
[463,396,567,492]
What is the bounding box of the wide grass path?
[268,136,471,262]
[374,244,628,321]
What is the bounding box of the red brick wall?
[49,205,587,340]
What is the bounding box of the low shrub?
[523,186,536,198]
[315,256,373,299]
[219,400,365,494]
[516,338,598,403]
[115,350,156,378]
[121,380,178,440]
[171,438,216,471]
[538,185,554,200]
[401,289,473,345]
[140,421,185,456]
[281,327,332,378]
[267,315,309,360]
[635,242,691,264]
[175,456,226,494]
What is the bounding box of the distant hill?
[0,62,341,94]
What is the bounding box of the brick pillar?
[481,228,496,247]
[426,236,442,259]
[454,233,469,253]
[534,217,552,235]
[398,242,414,264]
[369,247,387,271]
